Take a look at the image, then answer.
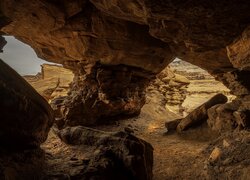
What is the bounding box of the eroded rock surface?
[1,0,250,126]
[150,66,190,115]
[58,63,153,127]
[0,59,54,148]
[44,126,154,180]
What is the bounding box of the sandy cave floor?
[41,89,219,179]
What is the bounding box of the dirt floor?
[42,88,219,179]
[94,89,220,179]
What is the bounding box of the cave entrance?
[161,58,235,117]
[0,36,74,101]
[0,36,55,75]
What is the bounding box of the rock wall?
[62,63,153,127]
[1,0,250,127]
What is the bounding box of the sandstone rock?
[55,126,154,180]
[227,26,250,70]
[177,93,228,132]
[173,74,190,84]
[25,64,74,101]
[0,1,250,129]
[61,63,153,127]
[216,70,250,96]
[205,131,250,179]
[209,147,222,163]
[207,103,238,133]
[223,139,230,148]
[233,110,250,129]
[165,118,182,132]
[0,0,250,102]
[0,59,54,148]
[207,96,250,133]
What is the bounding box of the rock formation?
[0,36,54,178]
[24,64,74,101]
[0,41,54,148]
[150,66,190,115]
[1,1,250,178]
[165,93,228,132]
[61,63,153,127]
[1,0,250,126]
[54,126,153,180]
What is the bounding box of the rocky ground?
[24,61,249,179]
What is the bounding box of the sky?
[0,36,55,75]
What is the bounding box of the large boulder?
[0,59,54,148]
[55,126,154,180]
[165,93,228,132]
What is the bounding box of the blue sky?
[0,36,54,75]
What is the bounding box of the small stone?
[222,158,232,165]
[209,147,222,163]
[124,127,134,134]
[223,139,230,148]
[70,157,78,161]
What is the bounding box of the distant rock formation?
[24,64,74,101]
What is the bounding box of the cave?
[1,0,250,179]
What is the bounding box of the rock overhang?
[0,0,249,75]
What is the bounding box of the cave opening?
[164,59,235,117]
[0,36,56,75]
[1,0,250,179]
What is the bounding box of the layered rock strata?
[59,63,153,127]
[149,67,190,115]
[1,0,250,127]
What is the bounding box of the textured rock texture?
[0,59,54,148]
[0,0,249,73]
[150,66,190,115]
[1,0,250,126]
[51,126,153,180]
[204,131,250,179]
[61,63,153,127]
[207,96,250,133]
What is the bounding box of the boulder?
[0,59,54,148]
[176,93,228,132]
[55,126,154,180]
[207,102,239,133]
